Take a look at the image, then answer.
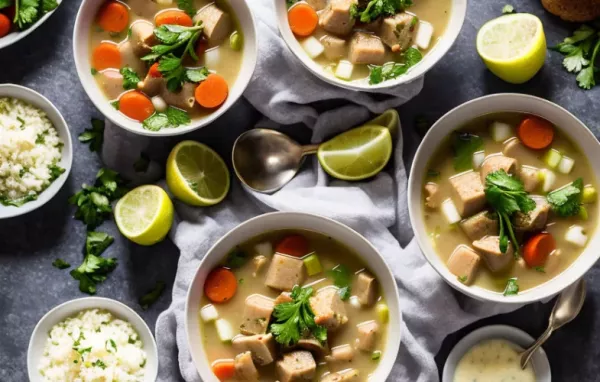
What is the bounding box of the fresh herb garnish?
[0,194,37,207]
[48,164,65,182]
[534,266,545,273]
[120,67,141,90]
[502,4,514,14]
[485,170,536,256]
[142,106,191,131]
[52,259,71,269]
[458,275,468,283]
[177,0,195,16]
[371,350,382,360]
[503,277,519,296]
[547,178,583,217]
[106,339,117,353]
[69,231,117,295]
[550,25,600,89]
[269,285,327,347]
[352,0,413,23]
[452,132,484,171]
[92,360,107,369]
[369,47,422,84]
[133,152,150,173]
[139,281,166,310]
[78,118,105,153]
[111,100,120,110]
[91,68,98,75]
[224,248,249,269]
[326,265,352,301]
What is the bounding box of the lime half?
[115,185,174,246]
[476,13,546,84]
[166,140,230,206]
[317,125,393,181]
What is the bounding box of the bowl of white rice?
[0,84,72,219]
[27,297,158,382]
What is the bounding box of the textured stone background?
[0,0,598,381]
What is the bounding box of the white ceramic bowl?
[408,93,600,304]
[274,0,466,92]
[185,212,402,381]
[442,325,551,382]
[0,0,63,50]
[0,84,72,219]
[72,0,258,137]
[27,297,158,382]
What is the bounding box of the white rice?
[38,309,147,382]
[0,97,63,203]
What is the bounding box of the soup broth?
[422,113,598,294]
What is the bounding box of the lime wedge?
[317,125,392,181]
[166,140,230,206]
[115,185,174,246]
[476,14,546,84]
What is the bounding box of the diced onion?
[472,150,485,169]
[557,156,575,174]
[203,47,220,69]
[542,169,556,193]
[215,319,234,343]
[565,225,588,248]
[490,121,513,142]
[301,36,325,59]
[543,149,562,169]
[335,60,354,80]
[441,198,461,224]
[254,242,273,257]
[415,21,434,50]
[200,304,219,323]
[151,96,167,112]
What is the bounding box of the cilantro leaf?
[369,48,422,84]
[326,265,352,301]
[577,38,600,89]
[224,248,249,269]
[14,0,39,30]
[86,231,114,256]
[562,46,589,73]
[78,118,104,152]
[502,4,514,14]
[503,278,519,296]
[142,107,190,131]
[48,164,65,182]
[52,258,71,269]
[547,178,583,217]
[354,0,413,23]
[41,0,58,13]
[120,67,141,90]
[0,0,12,10]
[186,67,209,82]
[552,25,596,50]
[166,106,191,126]
[142,113,169,131]
[452,133,484,172]
[70,231,117,295]
[139,281,166,310]
[177,0,195,16]
[0,194,37,207]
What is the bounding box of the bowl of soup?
[275,0,466,91]
[73,0,257,136]
[408,93,600,304]
[185,212,401,381]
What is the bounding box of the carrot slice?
[194,74,229,108]
[119,91,155,121]
[212,360,236,380]
[97,2,129,33]
[275,235,309,257]
[523,233,556,268]
[517,116,555,150]
[0,13,11,38]
[92,42,121,71]
[288,3,318,37]
[204,268,237,303]
[155,10,193,27]
[148,62,162,78]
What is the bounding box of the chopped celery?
[582,185,597,204]
[543,149,562,169]
[303,253,323,276]
[557,156,575,174]
[579,206,588,220]
[376,303,389,323]
[229,31,243,51]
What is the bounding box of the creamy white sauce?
[454,339,536,382]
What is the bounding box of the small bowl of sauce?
[442,325,551,382]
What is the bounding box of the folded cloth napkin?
[100,2,523,381]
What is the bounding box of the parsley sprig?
[120,67,141,90]
[550,25,600,89]
[369,47,422,84]
[269,286,327,347]
[351,0,413,23]
[3,0,58,30]
[70,231,118,295]
[547,178,584,217]
[78,118,104,153]
[485,170,536,255]
[143,106,191,131]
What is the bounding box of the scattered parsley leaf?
[142,113,169,131]
[14,0,40,30]
[92,360,107,369]
[326,265,352,301]
[534,266,545,273]
[371,350,382,360]
[120,67,141,90]
[139,281,166,310]
[0,0,12,10]
[369,47,422,84]
[458,275,467,283]
[177,0,195,16]
[78,118,104,152]
[111,100,120,110]
[69,231,117,295]
[0,194,37,207]
[224,248,249,269]
[452,133,484,171]
[186,67,209,82]
[41,0,58,13]
[547,178,583,217]
[86,231,114,256]
[503,277,519,296]
[142,107,191,131]
[550,25,600,90]
[353,0,413,23]
[48,164,65,181]
[52,259,71,269]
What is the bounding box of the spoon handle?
[520,325,553,369]
[301,144,320,156]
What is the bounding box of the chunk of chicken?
[97,69,124,100]
[129,20,156,56]
[356,320,379,351]
[424,182,442,209]
[348,32,386,65]
[276,351,316,382]
[459,211,498,241]
[194,4,232,46]
[379,12,416,52]
[447,245,480,284]
[325,344,354,363]
[480,155,518,181]
[309,287,348,331]
[321,35,347,61]
[472,236,513,272]
[234,352,259,381]
[520,166,541,193]
[319,0,357,36]
[322,369,360,382]
[513,196,550,232]
[449,171,486,217]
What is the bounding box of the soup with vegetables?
[89,0,243,131]
[422,113,598,295]
[199,230,390,381]
[286,0,450,84]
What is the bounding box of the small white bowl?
[0,84,72,220]
[274,0,466,92]
[442,325,551,382]
[73,0,258,137]
[408,93,600,304]
[27,297,158,382]
[0,0,63,50]
[185,212,402,381]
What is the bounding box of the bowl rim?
[408,93,600,304]
[0,0,63,51]
[273,0,467,92]
[0,83,73,219]
[184,211,402,381]
[441,325,551,382]
[72,0,258,137]
[27,296,159,382]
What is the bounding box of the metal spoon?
[520,278,586,369]
[232,129,319,193]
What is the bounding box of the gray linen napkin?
[100,2,523,381]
